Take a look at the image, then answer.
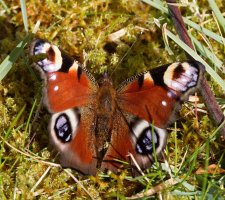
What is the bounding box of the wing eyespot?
[31,39,63,72]
[135,127,159,155]
[54,113,73,143]
[131,119,167,156]
[50,109,80,150]
[163,62,200,92]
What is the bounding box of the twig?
[31,166,52,193]
[63,169,94,200]
[128,152,149,182]
[126,178,179,199]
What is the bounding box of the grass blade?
[4,105,26,139]
[190,34,224,72]
[20,0,28,32]
[207,0,225,33]
[0,34,32,81]
[0,0,10,14]
[183,17,225,44]
[142,0,168,13]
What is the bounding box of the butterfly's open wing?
[117,61,205,127]
[30,39,98,113]
[101,108,167,173]
[103,61,205,171]
[31,39,98,174]
[100,109,136,172]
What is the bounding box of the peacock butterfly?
[30,39,205,175]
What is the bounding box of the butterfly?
[30,39,205,175]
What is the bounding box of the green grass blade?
[171,190,200,196]
[142,0,167,13]
[183,17,225,44]
[174,122,178,175]
[207,0,225,33]
[190,34,224,71]
[200,139,209,200]
[0,0,10,14]
[181,120,225,171]
[24,98,37,136]
[0,34,32,81]
[4,105,26,139]
[20,0,28,32]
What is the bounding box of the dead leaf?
[195,164,225,174]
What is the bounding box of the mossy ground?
[0,0,225,199]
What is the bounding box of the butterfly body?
[97,76,116,115]
[30,39,205,175]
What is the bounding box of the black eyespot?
[136,127,159,155]
[54,114,72,143]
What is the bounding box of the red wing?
[117,61,204,128]
[46,65,96,112]
[101,109,136,172]
[30,39,98,113]
[31,39,98,174]
[49,107,97,175]
[101,109,167,173]
[103,61,204,173]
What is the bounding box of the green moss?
[0,0,225,199]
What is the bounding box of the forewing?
[30,39,98,113]
[117,61,205,128]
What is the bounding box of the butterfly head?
[99,72,113,87]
